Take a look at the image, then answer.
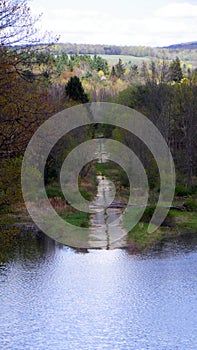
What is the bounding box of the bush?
[175,183,197,196]
[140,205,156,222]
[140,205,175,227]
[183,199,197,212]
[175,184,189,196]
[190,184,197,195]
[119,171,129,188]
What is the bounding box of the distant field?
[89,54,153,65]
[104,55,197,69]
[96,55,197,68]
[74,52,197,69]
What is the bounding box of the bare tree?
[0,0,43,46]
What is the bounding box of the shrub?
[183,199,197,212]
[175,183,197,196]
[175,184,189,196]
[140,205,175,227]
[140,205,155,222]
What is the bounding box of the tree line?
[50,43,197,63]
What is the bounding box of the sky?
[30,0,197,47]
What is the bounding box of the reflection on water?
[0,231,56,264]
[90,175,127,249]
[143,232,197,258]
[89,139,127,249]
[0,230,197,350]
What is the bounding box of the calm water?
[0,232,197,350]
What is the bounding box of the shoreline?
[0,209,196,253]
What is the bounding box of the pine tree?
[110,66,117,77]
[169,57,183,83]
[65,76,89,103]
[115,59,125,78]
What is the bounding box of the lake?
[0,231,197,350]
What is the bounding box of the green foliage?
[64,212,89,228]
[50,43,197,68]
[115,86,137,107]
[183,198,197,212]
[115,58,125,78]
[128,222,166,249]
[46,184,65,199]
[119,171,129,187]
[110,66,117,77]
[175,184,189,196]
[84,71,93,79]
[65,76,89,103]
[61,52,69,64]
[140,205,156,222]
[79,190,92,201]
[169,57,183,82]
[190,184,197,195]
[175,184,197,196]
[90,55,109,75]
[55,55,67,76]
[128,206,197,250]
[35,51,55,65]
[114,79,197,189]
[140,205,174,227]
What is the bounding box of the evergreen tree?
[150,61,157,83]
[169,57,183,82]
[65,76,89,103]
[141,61,149,82]
[91,55,109,74]
[110,66,117,77]
[115,59,125,78]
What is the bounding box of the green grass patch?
[79,189,92,201]
[170,210,197,233]
[128,208,197,250]
[128,223,167,249]
[63,211,90,228]
[46,182,95,203]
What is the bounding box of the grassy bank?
[127,206,197,252]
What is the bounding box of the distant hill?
[163,42,197,50]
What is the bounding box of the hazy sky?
[30,0,197,46]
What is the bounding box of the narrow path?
[89,139,127,249]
